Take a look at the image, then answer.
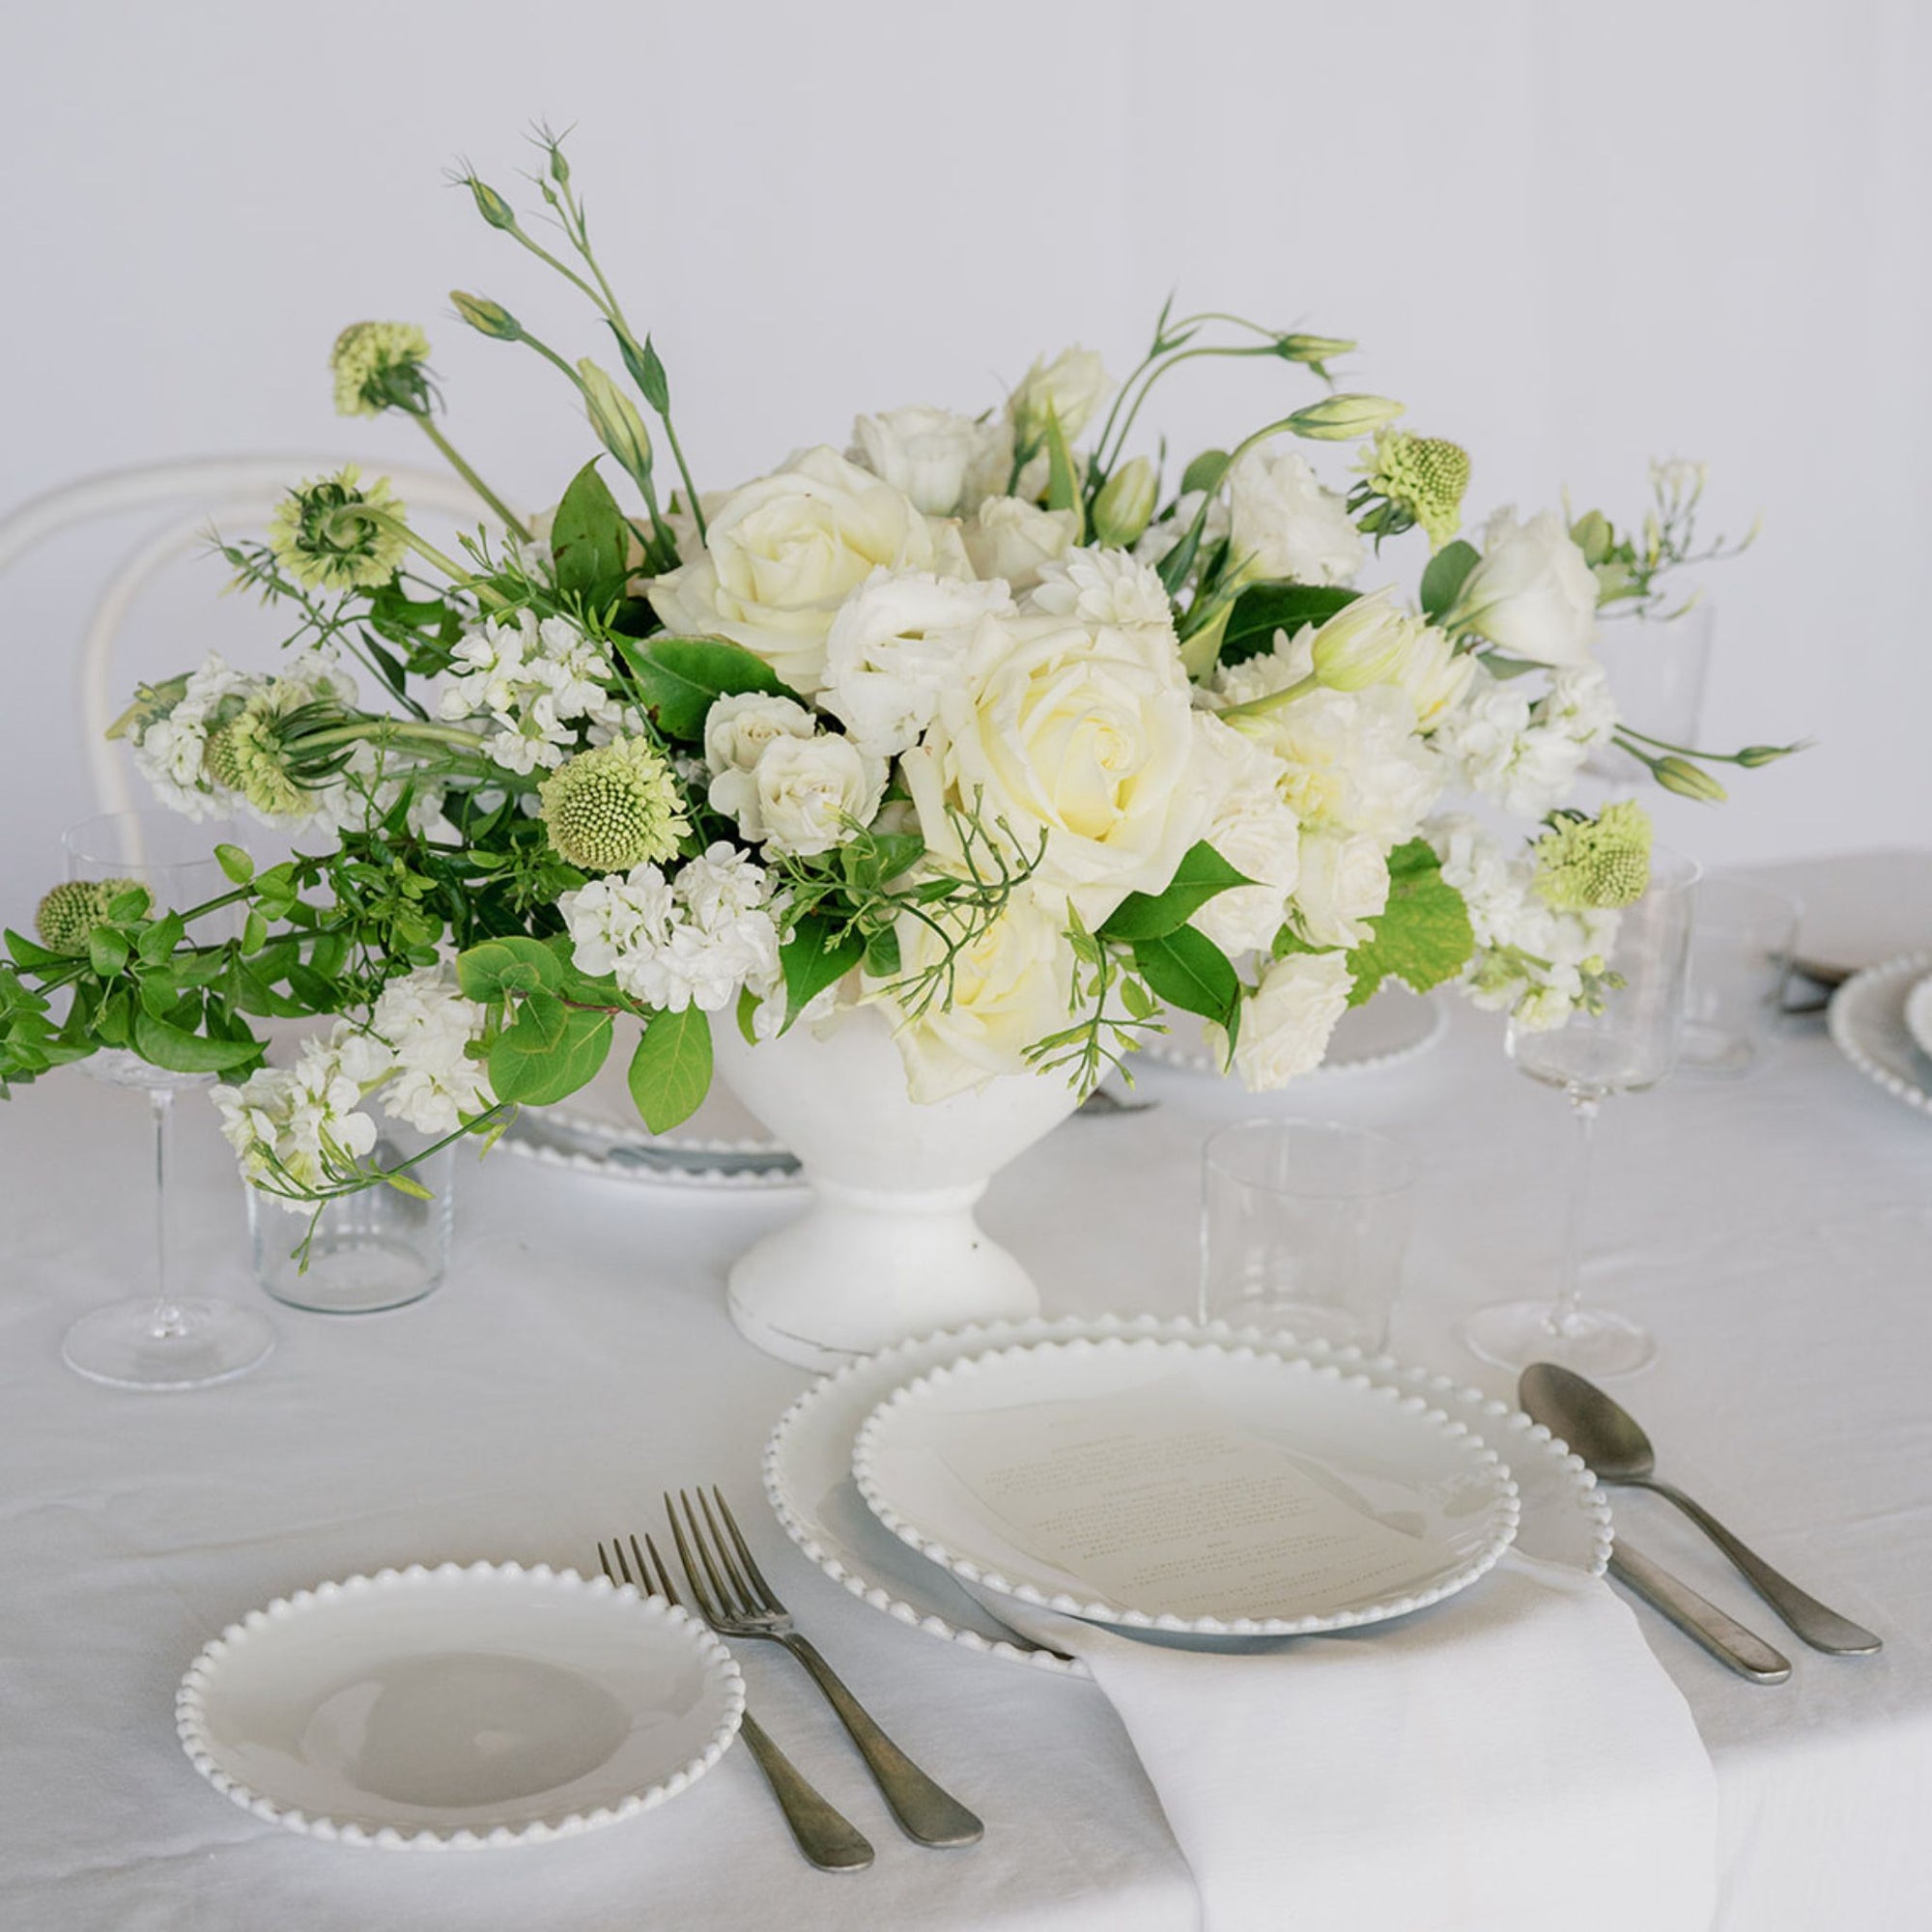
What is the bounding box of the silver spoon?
[1520,1363,1881,1656]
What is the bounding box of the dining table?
[2,851,1927,1932]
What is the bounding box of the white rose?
[1446,508,1598,666]
[819,570,1015,757]
[903,607,1223,921]
[849,406,1010,518]
[1224,950,1354,1092]
[1188,715,1301,956]
[866,885,1076,1103]
[960,496,1081,591]
[746,733,886,858]
[1292,828,1391,949]
[1008,346,1113,444]
[646,446,970,696]
[1226,444,1362,585]
[703,691,819,833]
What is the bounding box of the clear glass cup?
[250,1128,454,1313]
[1680,874,1801,1076]
[60,810,276,1390]
[1461,848,1699,1378]
[1584,604,1715,787]
[1200,1119,1417,1350]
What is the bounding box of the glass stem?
[1552,1092,1601,1333]
[148,1088,187,1339]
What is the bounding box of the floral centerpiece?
[0,129,1787,1361]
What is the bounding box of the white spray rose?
[1292,828,1391,949]
[849,406,1010,518]
[866,886,1076,1103]
[1226,444,1362,585]
[960,496,1081,591]
[819,570,1015,757]
[703,691,819,831]
[747,734,886,858]
[1008,346,1113,444]
[647,446,970,696]
[1188,715,1301,957]
[1446,508,1599,667]
[902,607,1223,920]
[1218,950,1355,1092]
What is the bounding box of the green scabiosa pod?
[266,467,409,593]
[1362,431,1471,550]
[1534,801,1654,910]
[330,321,433,418]
[35,879,149,955]
[538,737,692,873]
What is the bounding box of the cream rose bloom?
[646,446,970,696]
[819,570,1015,757]
[742,733,886,858]
[1222,950,1354,1091]
[866,885,1076,1103]
[1226,444,1362,585]
[1446,508,1599,667]
[1008,346,1113,444]
[902,607,1221,922]
[848,406,1011,518]
[960,496,1081,591]
[1292,828,1391,949]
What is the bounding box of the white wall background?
[5,0,1927,914]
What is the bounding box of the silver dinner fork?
[598,1533,873,1872]
[666,1486,984,1848]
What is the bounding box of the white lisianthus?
[1008,346,1113,445]
[960,496,1081,591]
[646,446,970,696]
[1220,950,1354,1091]
[866,885,1077,1103]
[849,406,1011,518]
[369,965,494,1135]
[1292,828,1391,949]
[1226,443,1362,586]
[702,691,819,828]
[746,733,887,858]
[1188,715,1301,956]
[819,570,1015,757]
[1026,547,1176,639]
[903,607,1223,919]
[1445,508,1598,666]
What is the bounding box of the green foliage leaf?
[614,327,671,415]
[626,1006,713,1133]
[1419,539,1480,621]
[88,929,129,976]
[1099,842,1253,942]
[1221,582,1359,667]
[5,928,68,972]
[1344,838,1474,1007]
[457,935,564,1002]
[616,636,794,741]
[551,459,632,607]
[1043,406,1084,534]
[214,843,254,885]
[1179,449,1230,497]
[1132,925,1240,1028]
[781,915,867,1024]
[486,987,613,1105]
[129,1009,261,1074]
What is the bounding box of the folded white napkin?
[990,1553,1717,1932]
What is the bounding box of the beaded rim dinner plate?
[1829,952,1932,1118]
[766,1314,1611,1676]
[1905,975,1932,1063]
[176,1562,743,1849]
[1140,986,1447,1077]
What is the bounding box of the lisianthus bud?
[267,467,408,594]
[451,292,523,342]
[459,174,519,231]
[330,321,432,419]
[577,358,654,484]
[1306,587,1423,691]
[1284,394,1406,442]
[1736,743,1804,767]
[1091,457,1158,548]
[1569,508,1614,566]
[1275,333,1356,367]
[35,879,149,955]
[538,737,692,873]
[1653,755,1728,803]
[1009,346,1113,447]
[1359,430,1470,550]
[1534,801,1653,910]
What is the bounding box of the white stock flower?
[959,496,1080,591]
[1008,347,1113,444]
[369,965,493,1135]
[1433,663,1609,818]
[1188,715,1301,956]
[1226,444,1362,585]
[702,691,819,826]
[748,734,887,857]
[1541,662,1617,747]
[849,406,1011,518]
[1447,508,1599,666]
[130,653,253,818]
[1292,828,1391,949]
[213,1029,384,1209]
[1221,950,1354,1091]
[440,610,627,774]
[1025,548,1176,638]
[646,446,970,696]
[866,885,1077,1103]
[820,570,1015,757]
[904,607,1223,920]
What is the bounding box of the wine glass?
[1461,848,1699,1378]
[59,810,276,1390]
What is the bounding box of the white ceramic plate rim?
[765,1314,1610,1677]
[1905,973,1932,1063]
[852,1335,1521,1638]
[175,1560,745,1849]
[1829,951,1932,1117]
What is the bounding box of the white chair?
[0,456,514,814]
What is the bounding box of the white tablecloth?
[3,857,1928,1932]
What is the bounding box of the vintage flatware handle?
[1642,1480,1882,1656]
[779,1634,984,1847]
[736,1710,874,1871]
[1609,1543,1792,1684]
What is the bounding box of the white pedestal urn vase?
[710,1007,1084,1371]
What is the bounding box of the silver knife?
[1610,1541,1792,1684]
